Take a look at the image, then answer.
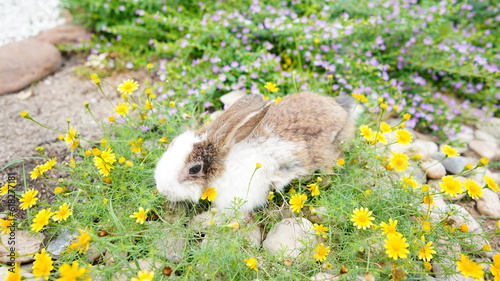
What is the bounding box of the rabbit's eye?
[189,164,202,175]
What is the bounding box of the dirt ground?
[0,54,146,214]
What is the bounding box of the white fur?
[212,137,306,213]
[154,131,206,201]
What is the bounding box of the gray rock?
[35,24,87,45]
[431,152,469,175]
[475,188,500,218]
[469,140,500,160]
[47,229,79,257]
[0,38,62,95]
[421,160,446,179]
[263,218,316,258]
[0,230,44,264]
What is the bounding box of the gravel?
[0,0,65,46]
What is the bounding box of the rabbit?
[154,92,355,213]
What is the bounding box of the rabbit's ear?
[201,94,273,149]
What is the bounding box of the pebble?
[474,129,499,144]
[47,229,79,257]
[475,188,500,218]
[262,218,316,258]
[431,152,470,175]
[420,160,446,179]
[36,24,87,45]
[412,139,439,161]
[455,125,475,144]
[469,140,500,160]
[0,230,44,264]
[477,117,500,140]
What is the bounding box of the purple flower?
[423,37,433,45]
[126,62,134,69]
[140,125,150,132]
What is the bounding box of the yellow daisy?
[52,203,72,222]
[114,102,131,116]
[131,270,154,281]
[439,175,463,197]
[456,254,484,279]
[130,207,149,224]
[117,79,139,94]
[351,207,375,230]
[389,152,410,172]
[263,82,279,92]
[463,178,483,199]
[418,240,436,262]
[67,228,92,254]
[395,129,413,145]
[31,209,54,232]
[384,233,410,260]
[19,189,39,210]
[484,175,499,192]
[56,261,90,281]
[380,218,399,236]
[93,148,116,176]
[243,258,258,271]
[313,243,330,262]
[289,193,307,213]
[312,223,329,238]
[441,145,459,157]
[201,187,218,201]
[33,249,54,280]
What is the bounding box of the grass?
[3,78,498,280]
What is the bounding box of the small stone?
[0,38,62,95]
[431,152,469,175]
[474,130,499,144]
[0,230,44,264]
[476,117,500,140]
[47,229,79,257]
[456,125,475,144]
[263,218,316,258]
[35,24,88,45]
[448,204,482,234]
[420,160,446,179]
[469,140,500,160]
[412,139,439,161]
[475,188,500,218]
[220,90,246,108]
[310,273,338,280]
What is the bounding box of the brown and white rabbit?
[154,92,354,213]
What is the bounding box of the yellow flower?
[255,162,262,169]
[464,179,483,199]
[359,125,374,140]
[439,175,463,197]
[56,261,90,281]
[117,79,139,94]
[400,175,418,189]
[352,93,369,102]
[31,208,54,232]
[67,228,92,254]
[395,129,413,145]
[131,270,154,281]
[1,181,15,195]
[144,100,154,110]
[289,193,307,213]
[491,253,500,280]
[267,191,275,200]
[33,249,54,280]
[130,207,149,224]
[6,263,23,281]
[312,223,329,238]
[64,127,78,144]
[226,222,240,229]
[108,115,116,122]
[52,203,72,222]
[0,215,14,234]
[93,148,116,176]
[307,183,320,196]
[337,158,345,166]
[243,258,258,271]
[479,157,489,166]
[129,138,144,153]
[456,254,484,279]
[275,96,282,103]
[264,82,279,92]
[484,175,499,192]
[147,63,154,69]
[421,184,430,192]
[379,122,392,133]
[169,101,176,107]
[384,233,410,260]
[351,207,375,230]
[313,243,330,262]
[20,110,29,118]
[20,189,39,209]
[380,219,399,236]
[402,113,411,120]
[458,224,469,233]
[389,152,410,172]
[423,194,434,206]
[201,187,218,201]
[441,145,459,157]
[418,240,436,262]
[380,102,388,109]
[421,220,431,232]
[114,102,131,116]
